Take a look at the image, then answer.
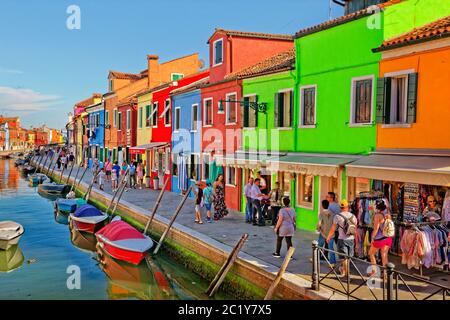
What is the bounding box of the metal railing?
[311,241,450,300]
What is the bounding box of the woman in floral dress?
[213,174,229,220]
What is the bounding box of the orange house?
[374,16,450,150]
[104,53,202,164]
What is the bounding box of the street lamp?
[218,98,268,114]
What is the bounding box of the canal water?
[0,159,228,300]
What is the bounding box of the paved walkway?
[37,158,450,300]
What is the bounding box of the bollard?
[311,240,320,291]
[386,262,395,300]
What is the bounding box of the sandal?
[198,221,204,224]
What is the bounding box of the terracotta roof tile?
[225,49,295,80]
[208,28,293,43]
[108,71,143,80]
[374,15,450,52]
[74,93,102,108]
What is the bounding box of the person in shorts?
[326,199,357,277]
[194,182,203,224]
[202,180,214,223]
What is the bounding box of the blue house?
[85,101,105,167]
[170,78,208,197]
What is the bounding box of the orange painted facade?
[377,41,450,150]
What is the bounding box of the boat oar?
[143,177,169,235]
[153,184,193,255]
[105,168,129,215]
[65,160,75,184]
[110,170,130,217]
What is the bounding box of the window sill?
[217,111,224,115]
[164,124,171,128]
[243,127,257,130]
[348,123,374,128]
[225,122,237,126]
[203,125,213,128]
[296,203,314,210]
[381,123,412,129]
[226,184,237,188]
[190,130,198,133]
[213,62,223,67]
[276,127,293,131]
[299,124,316,129]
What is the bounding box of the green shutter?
[376,77,386,124]
[278,93,284,127]
[139,108,143,128]
[254,95,258,127]
[407,73,418,124]
[146,105,150,127]
[243,97,249,127]
[274,93,279,128]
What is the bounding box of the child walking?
[194,182,204,224]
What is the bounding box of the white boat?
[0,221,25,251]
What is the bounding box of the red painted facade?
[117,101,137,163]
[201,30,294,211]
[149,70,210,191]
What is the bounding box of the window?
[117,112,122,131]
[202,154,210,180]
[163,149,170,172]
[164,99,171,126]
[226,166,236,186]
[171,73,184,81]
[376,73,418,125]
[225,93,237,124]
[152,102,158,127]
[191,104,198,131]
[213,39,223,66]
[109,80,113,92]
[351,77,373,124]
[126,110,131,130]
[243,95,257,128]
[172,154,178,177]
[347,177,370,201]
[105,111,109,126]
[114,109,118,128]
[188,154,199,180]
[139,107,143,128]
[296,174,314,208]
[203,98,213,126]
[274,89,293,128]
[300,85,316,127]
[174,107,181,131]
[145,105,151,127]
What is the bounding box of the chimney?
[147,54,160,88]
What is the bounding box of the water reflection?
[70,227,96,253]
[54,210,69,225]
[0,160,18,192]
[0,245,24,273]
[98,247,176,300]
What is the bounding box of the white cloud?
[0,67,24,75]
[0,86,62,114]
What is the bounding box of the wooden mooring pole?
[264,246,296,300]
[110,171,130,217]
[84,170,99,202]
[77,165,89,187]
[143,177,169,234]
[153,185,193,255]
[206,233,249,297]
[59,164,65,183]
[106,169,129,215]
[50,151,61,177]
[65,160,75,184]
[69,162,83,193]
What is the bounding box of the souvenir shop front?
[346,153,450,271]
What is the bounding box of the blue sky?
[0,0,343,130]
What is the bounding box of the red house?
[200,29,294,211]
[117,94,138,164]
[145,70,210,191]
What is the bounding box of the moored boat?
[54,198,87,214]
[0,221,25,251]
[69,204,108,234]
[70,227,97,253]
[95,220,154,265]
[29,173,50,185]
[38,182,68,195]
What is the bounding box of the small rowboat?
[54,198,87,214]
[69,204,108,234]
[38,182,68,195]
[95,220,154,265]
[0,221,25,251]
[70,227,97,253]
[19,165,34,175]
[29,173,50,185]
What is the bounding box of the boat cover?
[97,221,146,241]
[73,205,103,218]
[0,221,24,241]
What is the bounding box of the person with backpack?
[272,197,296,258]
[367,199,395,277]
[203,180,214,223]
[326,199,357,277]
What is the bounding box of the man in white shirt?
[251,178,267,226]
[244,177,254,223]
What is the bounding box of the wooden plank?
[143,177,169,234]
[153,185,193,255]
[264,246,296,300]
[206,233,249,297]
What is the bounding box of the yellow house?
[136,91,153,174]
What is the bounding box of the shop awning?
[346,154,450,186]
[215,153,274,169]
[129,142,168,155]
[266,154,361,177]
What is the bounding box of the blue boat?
[54,198,87,214]
[29,173,50,185]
